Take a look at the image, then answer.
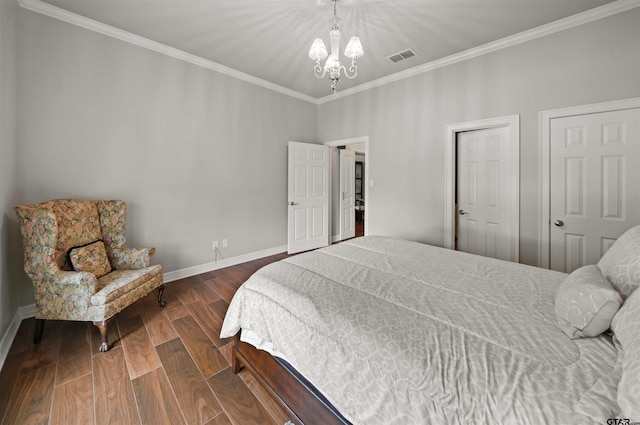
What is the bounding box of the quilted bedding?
[220,236,621,424]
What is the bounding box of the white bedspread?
[220,236,621,424]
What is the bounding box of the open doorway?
[325,136,369,242]
[354,151,365,238]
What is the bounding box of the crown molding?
[317,0,640,104]
[17,0,318,104]
[18,0,640,105]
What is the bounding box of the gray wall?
[3,4,639,338]
[15,10,318,306]
[318,9,640,266]
[0,0,21,345]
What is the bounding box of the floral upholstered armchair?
[15,199,165,352]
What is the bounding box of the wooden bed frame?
[231,334,348,425]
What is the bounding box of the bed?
[220,233,640,424]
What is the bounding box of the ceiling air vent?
[387,49,417,64]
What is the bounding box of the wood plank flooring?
[0,252,295,425]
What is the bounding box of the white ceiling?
[32,0,619,100]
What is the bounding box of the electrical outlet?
[222,239,228,248]
[212,240,218,250]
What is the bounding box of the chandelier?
[308,0,364,97]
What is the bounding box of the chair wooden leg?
[33,319,45,344]
[157,284,166,307]
[93,320,111,352]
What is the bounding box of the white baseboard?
[0,304,36,371]
[0,244,287,371]
[162,244,288,283]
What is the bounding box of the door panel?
[564,233,586,272]
[549,108,640,272]
[288,142,329,254]
[456,126,511,260]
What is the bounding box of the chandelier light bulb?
[345,37,363,59]
[309,38,328,61]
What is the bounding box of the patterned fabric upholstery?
[15,199,164,322]
[69,240,112,278]
[51,200,102,270]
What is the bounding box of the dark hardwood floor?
[0,222,365,425]
[355,219,364,239]
[0,252,295,425]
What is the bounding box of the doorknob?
[554,220,564,227]
[289,201,298,206]
[459,210,467,215]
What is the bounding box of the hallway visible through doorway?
[356,215,364,237]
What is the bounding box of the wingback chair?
[15,199,165,352]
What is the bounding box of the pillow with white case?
[555,264,622,339]
[598,224,640,300]
[611,287,640,421]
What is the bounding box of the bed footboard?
[232,334,348,425]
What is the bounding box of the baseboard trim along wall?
[0,243,287,371]
[0,304,36,372]
[161,244,288,283]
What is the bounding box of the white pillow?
[555,265,622,339]
[598,224,640,300]
[611,288,640,421]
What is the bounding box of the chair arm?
[53,270,97,287]
[109,247,156,270]
[34,270,98,319]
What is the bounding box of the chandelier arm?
[348,60,358,78]
[313,62,328,79]
[340,62,358,80]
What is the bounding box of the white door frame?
[325,136,370,238]
[444,115,520,261]
[538,97,640,269]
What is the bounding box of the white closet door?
[456,126,512,260]
[549,108,640,272]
